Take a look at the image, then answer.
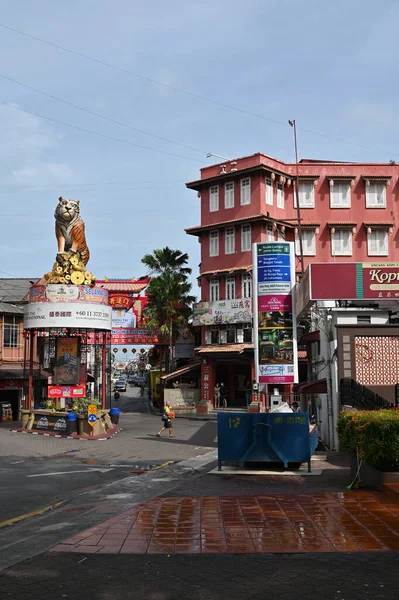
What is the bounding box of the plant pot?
[77,413,104,436]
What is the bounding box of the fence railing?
[340,378,390,410]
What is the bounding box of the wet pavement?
[51,489,399,554]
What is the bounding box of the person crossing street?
[156,400,175,438]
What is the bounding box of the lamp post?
[288,119,304,275]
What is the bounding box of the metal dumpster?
[217,412,318,472]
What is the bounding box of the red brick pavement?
[51,489,399,555]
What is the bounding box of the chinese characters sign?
[193,299,252,326]
[253,242,298,385]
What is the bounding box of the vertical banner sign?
[253,242,298,385]
[54,337,79,385]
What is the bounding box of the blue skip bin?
[217,413,318,472]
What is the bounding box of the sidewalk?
[3,453,399,599]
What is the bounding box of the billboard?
[54,337,79,385]
[110,296,162,344]
[253,242,298,385]
[296,263,399,314]
[193,298,252,326]
[28,284,109,305]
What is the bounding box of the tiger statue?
[55,197,90,265]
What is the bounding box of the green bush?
[337,410,399,472]
[72,397,100,415]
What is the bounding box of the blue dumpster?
[217,412,318,472]
[110,407,120,425]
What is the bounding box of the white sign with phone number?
[24,302,112,330]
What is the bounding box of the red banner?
[111,330,165,345]
[109,295,135,310]
[48,385,86,398]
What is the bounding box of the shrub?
[337,410,399,472]
[72,397,100,415]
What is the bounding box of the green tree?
[141,247,192,277]
[142,249,195,372]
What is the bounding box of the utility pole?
[288,119,304,275]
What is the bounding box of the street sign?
[87,403,98,427]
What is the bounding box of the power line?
[0,101,202,162]
[0,22,396,158]
[0,73,206,155]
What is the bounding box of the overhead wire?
[0,73,207,155]
[0,22,396,158]
[0,100,202,162]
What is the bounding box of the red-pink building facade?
[186,152,398,410]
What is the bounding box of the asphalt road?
[0,386,217,526]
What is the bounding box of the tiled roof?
[327,222,357,227]
[363,222,394,227]
[186,214,295,235]
[200,265,252,277]
[301,222,320,228]
[362,175,392,179]
[0,302,24,315]
[196,343,254,354]
[0,278,39,304]
[97,279,150,292]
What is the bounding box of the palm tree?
[144,269,195,372]
[141,247,192,277]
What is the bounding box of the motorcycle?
[114,390,120,401]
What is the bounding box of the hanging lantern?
[365,179,370,187]
[350,179,355,187]
[287,179,292,187]
[389,227,393,235]
[113,347,118,353]
[279,175,284,184]
[132,348,136,353]
[313,179,318,187]
[122,348,127,354]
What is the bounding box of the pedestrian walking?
[214,382,220,408]
[244,380,252,407]
[156,400,175,438]
[220,382,227,408]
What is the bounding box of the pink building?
[186,153,398,411]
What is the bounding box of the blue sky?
[0,0,398,298]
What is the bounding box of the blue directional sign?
[88,413,97,424]
[257,254,291,268]
[257,267,291,283]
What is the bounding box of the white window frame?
[295,229,316,256]
[240,178,251,205]
[224,182,234,209]
[209,185,219,212]
[209,230,219,257]
[210,278,219,302]
[226,276,236,300]
[276,183,284,209]
[330,180,351,208]
[294,181,315,208]
[366,181,386,208]
[331,229,352,257]
[265,178,273,206]
[225,227,235,255]
[242,273,252,298]
[367,229,388,257]
[241,224,252,252]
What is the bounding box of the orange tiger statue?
[55,196,90,265]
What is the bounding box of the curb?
[10,426,123,441]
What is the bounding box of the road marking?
[27,468,114,478]
[11,461,25,464]
[147,461,174,472]
[0,501,65,529]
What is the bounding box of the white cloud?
[0,104,75,185]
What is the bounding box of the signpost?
[253,242,298,385]
[87,403,98,434]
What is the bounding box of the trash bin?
[67,411,78,434]
[110,407,120,425]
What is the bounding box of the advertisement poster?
[253,242,297,385]
[192,299,252,326]
[110,296,162,344]
[54,337,79,385]
[28,284,109,305]
[24,302,112,330]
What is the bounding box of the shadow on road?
[142,421,217,448]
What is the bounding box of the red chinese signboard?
[48,385,86,398]
[109,295,135,310]
[201,362,211,402]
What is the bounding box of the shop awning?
[160,361,201,382]
[298,330,320,344]
[297,379,327,394]
[196,344,254,354]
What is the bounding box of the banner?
[111,329,162,345]
[28,284,109,305]
[48,385,86,398]
[253,242,297,385]
[54,337,79,385]
[193,298,252,326]
[24,302,112,330]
